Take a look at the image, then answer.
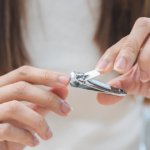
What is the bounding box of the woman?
[0,0,150,150]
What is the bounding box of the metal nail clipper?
[70,70,126,96]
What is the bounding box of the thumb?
[97,64,139,105]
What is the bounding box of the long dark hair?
[0,0,29,75]
[94,0,150,53]
[0,0,150,75]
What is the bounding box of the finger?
[0,101,52,140]
[5,88,69,134]
[0,81,72,116]
[138,37,150,82]
[5,119,36,135]
[97,78,124,105]
[26,88,69,116]
[49,87,68,100]
[114,17,150,73]
[95,36,128,73]
[0,66,69,88]
[0,123,39,147]
[26,104,50,117]
[97,65,140,105]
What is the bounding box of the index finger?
[26,88,69,116]
[114,17,150,73]
[0,66,69,88]
[96,18,150,74]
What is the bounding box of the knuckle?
[12,81,28,93]
[135,17,150,28]
[45,92,55,104]
[122,40,138,55]
[6,100,20,115]
[0,123,11,137]
[18,65,31,76]
[42,70,54,82]
[37,115,46,128]
[120,35,128,42]
[106,46,118,57]
[22,130,31,141]
[104,36,129,59]
[138,53,149,65]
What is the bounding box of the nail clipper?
[70,70,126,96]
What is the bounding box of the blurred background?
[1,0,150,150]
[22,0,150,150]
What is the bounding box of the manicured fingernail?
[33,136,39,146]
[61,100,73,115]
[58,75,69,85]
[114,57,126,71]
[140,71,149,82]
[46,128,53,140]
[96,60,108,71]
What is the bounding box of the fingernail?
[114,57,126,71]
[33,136,39,146]
[61,100,73,115]
[46,128,53,140]
[58,75,70,85]
[95,60,108,71]
[140,71,149,82]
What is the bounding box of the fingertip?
[32,136,39,147]
[95,64,114,74]
[58,75,70,86]
[95,68,110,74]
[140,78,149,83]
[96,93,104,105]
[45,128,53,140]
[95,60,108,71]
[140,71,149,83]
[61,99,73,116]
[114,66,124,72]
[113,66,130,74]
[97,93,123,106]
[113,56,135,74]
[97,93,111,105]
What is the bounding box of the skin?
[0,66,71,150]
[1,17,149,150]
[96,17,150,105]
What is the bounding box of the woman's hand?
[0,66,71,150]
[95,17,150,105]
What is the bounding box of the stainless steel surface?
[70,71,126,96]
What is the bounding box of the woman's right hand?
[0,66,72,149]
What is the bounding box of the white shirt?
[24,0,143,150]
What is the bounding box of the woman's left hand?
[1,87,68,150]
[95,17,150,105]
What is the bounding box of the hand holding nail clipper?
[94,17,150,105]
[0,66,72,147]
[70,70,126,96]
